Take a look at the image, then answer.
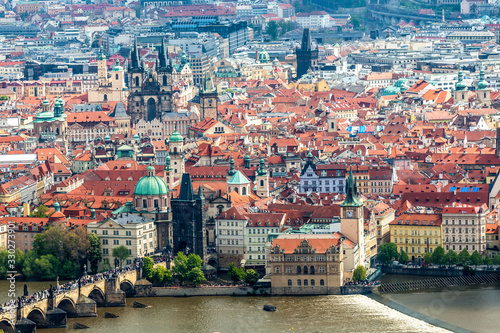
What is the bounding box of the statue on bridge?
[49,284,54,299]
[23,284,28,297]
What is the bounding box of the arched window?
[135,76,139,86]
[304,279,308,286]
[115,74,119,80]
[320,279,324,286]
[142,199,147,208]
[242,187,247,195]
[310,266,315,275]
[303,266,308,274]
[287,279,292,286]
[297,279,301,286]
[154,199,159,208]
[234,187,239,194]
[311,279,315,286]
[163,75,167,86]
[103,94,108,101]
[296,266,301,274]
[260,180,264,186]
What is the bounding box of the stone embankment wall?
[151,286,268,297]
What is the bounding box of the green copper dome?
[258,47,270,64]
[112,59,123,71]
[134,166,168,196]
[104,135,111,140]
[169,130,183,143]
[36,111,54,120]
[42,99,49,106]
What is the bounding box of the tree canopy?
[377,243,398,265]
[352,265,367,282]
[398,250,409,264]
[112,245,129,266]
[431,246,445,265]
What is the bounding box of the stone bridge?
[0,269,151,333]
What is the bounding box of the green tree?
[187,253,203,271]
[33,255,61,280]
[351,16,361,29]
[483,255,492,267]
[492,252,500,265]
[399,250,409,264]
[172,252,189,283]
[458,249,471,265]
[431,246,445,265]
[377,242,398,265]
[352,265,367,282]
[151,266,167,285]
[444,249,458,265]
[30,205,50,217]
[187,267,206,286]
[87,233,102,274]
[423,252,432,264]
[228,263,246,283]
[266,21,278,40]
[244,269,260,286]
[163,269,173,284]
[143,257,155,280]
[22,251,38,279]
[0,95,9,100]
[112,245,129,267]
[470,251,482,268]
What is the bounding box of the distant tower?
[168,130,185,180]
[199,71,218,120]
[255,155,270,198]
[476,62,491,107]
[171,173,207,261]
[453,66,468,104]
[340,167,365,267]
[295,28,319,79]
[97,46,108,86]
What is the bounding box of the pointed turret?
[228,155,236,176]
[455,65,466,91]
[257,155,267,176]
[197,185,204,199]
[159,38,168,69]
[202,71,215,93]
[178,173,194,201]
[341,167,362,207]
[477,62,489,90]
[165,152,172,171]
[131,38,140,70]
[244,153,250,169]
[97,46,106,61]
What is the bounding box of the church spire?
[228,154,236,176]
[341,166,362,207]
[131,38,140,70]
[159,38,168,69]
[257,154,267,176]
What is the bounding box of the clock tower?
[340,167,365,267]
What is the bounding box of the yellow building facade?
[390,213,442,261]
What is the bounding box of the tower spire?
[341,166,362,207]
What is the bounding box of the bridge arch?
[27,308,46,328]
[57,297,76,317]
[0,319,15,333]
[87,287,106,307]
[119,280,135,297]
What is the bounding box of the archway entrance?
[147,98,156,122]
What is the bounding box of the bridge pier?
[45,308,67,328]
[15,318,36,333]
[134,279,153,297]
[74,295,97,317]
[104,278,126,307]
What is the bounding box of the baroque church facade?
[128,39,175,124]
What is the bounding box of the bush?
[143,257,154,280]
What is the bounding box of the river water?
[0,277,496,333]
